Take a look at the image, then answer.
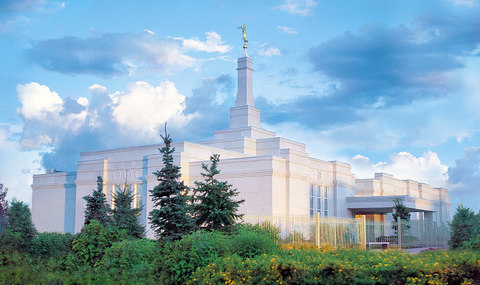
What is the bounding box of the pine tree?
[149,126,195,240]
[392,197,411,235]
[83,176,111,226]
[1,199,37,252]
[449,204,479,249]
[111,184,145,238]
[193,154,244,231]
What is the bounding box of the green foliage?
[462,236,480,251]
[30,232,74,259]
[230,224,279,258]
[0,183,7,218]
[392,197,411,235]
[192,154,245,231]
[155,230,231,284]
[449,204,480,249]
[99,239,157,281]
[111,183,145,238]
[190,249,480,285]
[0,200,37,253]
[72,219,126,266]
[83,176,111,226]
[149,126,195,240]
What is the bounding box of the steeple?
[230,25,260,129]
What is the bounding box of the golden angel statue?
[238,24,247,49]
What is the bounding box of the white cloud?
[174,31,232,53]
[17,82,63,120]
[112,81,192,139]
[277,25,298,34]
[144,29,155,35]
[276,0,317,15]
[88,83,107,94]
[446,0,476,6]
[258,45,281,57]
[351,151,448,188]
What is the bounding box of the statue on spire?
[237,24,247,49]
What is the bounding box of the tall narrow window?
[316,185,321,215]
[309,184,314,216]
[134,183,142,209]
[324,186,328,217]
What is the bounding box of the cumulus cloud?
[447,147,480,208]
[29,32,196,76]
[277,25,298,34]
[351,151,448,188]
[258,44,281,57]
[276,0,317,15]
[16,81,195,170]
[112,81,191,138]
[17,82,63,120]
[174,32,232,53]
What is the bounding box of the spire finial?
[237,24,247,50]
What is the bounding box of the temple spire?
[230,25,260,129]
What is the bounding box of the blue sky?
[1,0,479,211]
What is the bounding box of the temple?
[31,46,450,237]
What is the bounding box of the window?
[324,186,328,217]
[316,186,321,214]
[309,185,314,216]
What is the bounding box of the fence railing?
[242,214,449,250]
[243,214,367,249]
[367,218,449,249]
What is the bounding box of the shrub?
[449,204,479,249]
[154,230,231,284]
[72,219,126,266]
[231,225,279,258]
[99,239,157,281]
[0,200,36,253]
[30,232,74,259]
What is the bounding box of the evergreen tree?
[149,126,195,240]
[193,154,244,231]
[449,204,479,249]
[1,199,37,252]
[111,183,145,238]
[392,197,411,235]
[0,184,7,234]
[83,176,111,226]
[0,183,7,217]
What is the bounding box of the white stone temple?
[31,47,450,237]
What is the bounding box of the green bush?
[155,230,231,284]
[99,239,157,280]
[30,232,74,259]
[72,219,126,266]
[462,236,480,251]
[230,225,279,258]
[190,249,480,285]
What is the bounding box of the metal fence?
[243,214,449,250]
[243,214,367,249]
[367,218,450,249]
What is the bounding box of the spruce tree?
[193,154,244,231]
[0,184,7,234]
[449,204,479,249]
[83,176,111,226]
[149,126,194,240]
[1,199,37,252]
[112,184,145,238]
